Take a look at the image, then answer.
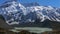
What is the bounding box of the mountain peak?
[22,2,40,7]
[0,0,18,8]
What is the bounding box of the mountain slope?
[0,0,60,26]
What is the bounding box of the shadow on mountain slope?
[0,15,60,30]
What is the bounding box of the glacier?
[0,0,60,25]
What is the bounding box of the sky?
[0,0,60,8]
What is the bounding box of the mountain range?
[0,0,60,29]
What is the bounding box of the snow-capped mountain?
[0,0,60,25]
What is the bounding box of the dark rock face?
[0,15,13,29]
[11,19,60,30]
[0,15,60,30]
